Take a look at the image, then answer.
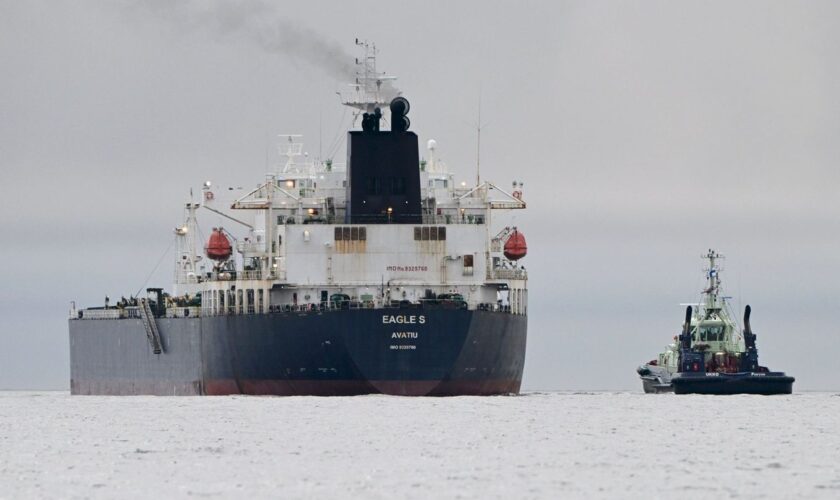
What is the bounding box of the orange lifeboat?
[205,228,232,261]
[504,230,527,261]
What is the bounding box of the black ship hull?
[671,372,794,395]
[69,308,526,396]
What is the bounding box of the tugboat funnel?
[743,304,752,334]
[741,304,760,371]
[680,306,693,349]
[743,304,757,352]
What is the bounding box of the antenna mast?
[340,40,398,117]
[703,249,725,313]
[476,97,482,186]
[474,94,489,187]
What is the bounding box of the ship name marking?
[382,315,426,324]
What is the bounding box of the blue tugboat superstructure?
[69,44,529,396]
[637,250,794,395]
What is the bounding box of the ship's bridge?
[696,321,726,342]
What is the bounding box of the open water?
[0,391,838,499]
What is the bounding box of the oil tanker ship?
[68,43,528,396]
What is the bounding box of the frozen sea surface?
[0,392,838,499]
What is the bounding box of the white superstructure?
[169,45,528,319]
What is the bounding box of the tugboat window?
[700,326,724,341]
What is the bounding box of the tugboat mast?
[702,249,724,316]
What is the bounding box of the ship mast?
[341,39,398,116]
[277,134,305,174]
[174,201,202,296]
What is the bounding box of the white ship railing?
[420,214,488,225]
[487,268,527,280]
[75,309,122,320]
[197,298,519,316]
[239,270,264,280]
[74,306,200,320]
[236,241,263,254]
[74,307,142,320]
[76,297,524,320]
[206,269,286,281]
[166,307,201,318]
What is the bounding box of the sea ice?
[0,391,837,499]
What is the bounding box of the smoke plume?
[129,0,363,83]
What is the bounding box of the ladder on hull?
[139,299,164,354]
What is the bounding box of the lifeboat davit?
[504,230,527,261]
[205,227,232,261]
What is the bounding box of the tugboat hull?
[640,376,674,393]
[637,365,674,393]
[672,372,794,395]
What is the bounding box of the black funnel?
[345,97,422,224]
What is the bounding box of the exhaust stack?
[741,304,759,371]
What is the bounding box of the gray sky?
[1,0,838,391]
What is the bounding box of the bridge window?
[699,326,724,341]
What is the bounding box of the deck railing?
[74,306,200,320]
[487,268,527,280]
[204,269,287,282]
[200,298,516,317]
[74,298,523,320]
[74,307,141,320]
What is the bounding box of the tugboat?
[637,250,794,395]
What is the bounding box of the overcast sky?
[1,0,838,391]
